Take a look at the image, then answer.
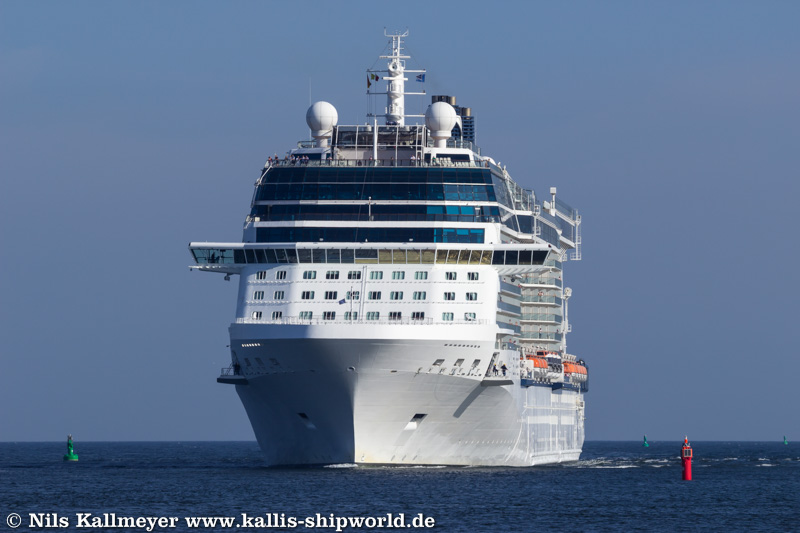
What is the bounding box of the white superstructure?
[189,32,587,466]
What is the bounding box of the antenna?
[367,31,426,125]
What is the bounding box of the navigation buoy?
[784,436,789,445]
[63,434,78,462]
[681,436,692,480]
[642,435,649,447]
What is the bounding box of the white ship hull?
[230,324,584,466]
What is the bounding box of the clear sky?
[2,1,798,442]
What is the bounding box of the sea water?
[1,441,797,532]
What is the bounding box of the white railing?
[234,316,491,326]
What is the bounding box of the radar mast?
[367,30,426,126]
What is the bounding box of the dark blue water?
[1,441,797,532]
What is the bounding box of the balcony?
[520,295,562,306]
[519,314,562,324]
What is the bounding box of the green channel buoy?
[784,436,789,445]
[63,434,78,461]
[642,435,649,447]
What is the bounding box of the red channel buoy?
[681,436,692,480]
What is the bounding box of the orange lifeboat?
[563,362,588,382]
[523,354,548,368]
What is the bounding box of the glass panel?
[285,249,298,263]
[505,251,518,265]
[421,250,436,264]
[378,249,393,264]
[469,250,482,264]
[312,249,326,263]
[327,249,341,263]
[340,249,355,263]
[518,250,532,265]
[436,250,448,264]
[191,249,208,264]
[392,249,406,263]
[265,249,278,263]
[245,249,257,264]
[447,250,460,264]
[406,249,420,264]
[492,251,504,265]
[355,249,378,264]
[481,250,493,264]
[458,250,471,264]
[255,249,268,263]
[297,249,312,263]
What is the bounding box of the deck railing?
[265,158,493,169]
[234,316,491,326]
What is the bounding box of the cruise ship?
[189,31,587,466]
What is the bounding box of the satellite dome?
[306,101,338,146]
[306,101,338,132]
[425,102,457,147]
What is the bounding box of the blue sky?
[1,1,798,442]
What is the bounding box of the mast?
[367,30,426,126]
[382,30,408,125]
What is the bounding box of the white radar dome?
[306,101,338,133]
[425,102,457,147]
